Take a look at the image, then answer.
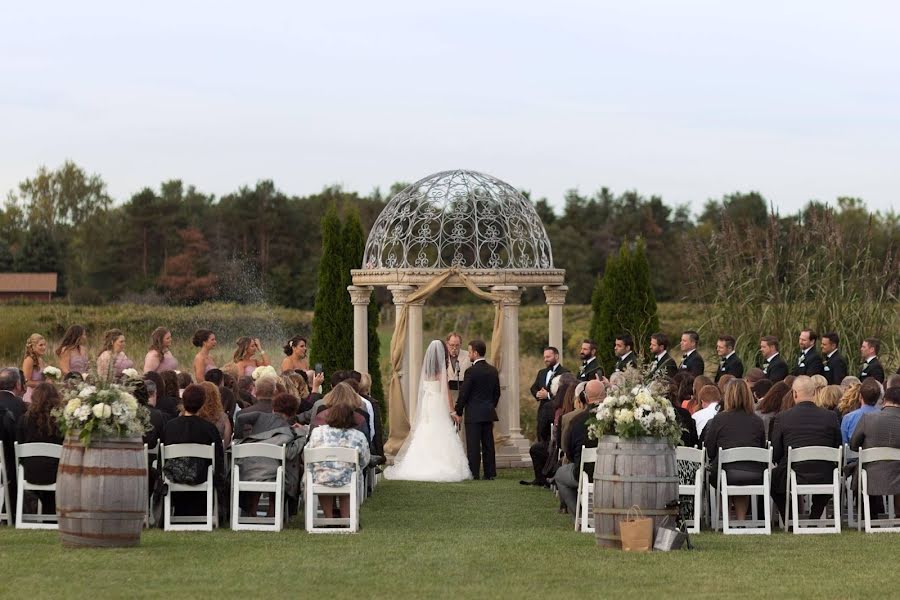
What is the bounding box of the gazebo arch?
[350,169,567,467]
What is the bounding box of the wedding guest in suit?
[613,334,638,373]
[648,332,677,380]
[21,334,48,403]
[820,332,849,385]
[234,337,270,378]
[0,368,27,421]
[524,347,568,486]
[144,327,178,373]
[769,376,842,520]
[455,340,501,480]
[554,379,605,520]
[191,329,217,383]
[793,329,825,377]
[850,387,900,514]
[760,336,788,383]
[858,337,885,383]
[679,331,705,377]
[841,378,882,444]
[57,324,90,377]
[715,335,743,382]
[0,367,25,516]
[15,383,63,515]
[756,380,790,440]
[692,385,722,438]
[280,335,309,373]
[240,376,277,417]
[577,339,603,382]
[704,379,767,520]
[96,329,134,382]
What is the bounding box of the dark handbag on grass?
[163,456,207,485]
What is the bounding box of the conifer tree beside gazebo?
[310,203,347,388]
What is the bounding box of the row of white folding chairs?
[2,442,63,529]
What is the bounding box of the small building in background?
[0,273,58,302]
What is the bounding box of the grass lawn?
[1,468,897,599]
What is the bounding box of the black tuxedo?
[763,353,788,383]
[715,353,744,382]
[455,359,501,479]
[822,351,849,385]
[859,357,885,384]
[0,390,26,422]
[577,358,602,382]
[792,348,824,377]
[649,352,677,379]
[529,364,568,401]
[527,363,567,483]
[614,352,638,373]
[679,350,705,377]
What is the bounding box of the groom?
[454,339,501,480]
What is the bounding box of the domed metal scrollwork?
[362,170,554,271]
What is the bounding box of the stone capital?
[347,285,374,305]
[387,284,415,305]
[542,285,568,305]
[490,285,522,306]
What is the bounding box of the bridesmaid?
[143,327,178,373]
[22,333,48,403]
[192,329,218,383]
[57,325,89,377]
[97,328,134,381]
[234,336,269,377]
[280,335,309,373]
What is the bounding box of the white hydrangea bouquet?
[54,379,151,446]
[43,365,62,382]
[587,366,682,445]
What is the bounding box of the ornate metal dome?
[362,170,554,271]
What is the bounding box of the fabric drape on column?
[385,268,504,455]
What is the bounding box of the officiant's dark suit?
[455,356,501,480]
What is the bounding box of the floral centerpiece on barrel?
[53,374,151,548]
[586,366,681,549]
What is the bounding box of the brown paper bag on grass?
[620,505,653,552]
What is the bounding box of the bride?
[384,339,473,482]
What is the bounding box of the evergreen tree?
[0,239,13,271]
[310,204,345,387]
[367,298,384,421]
[15,225,66,295]
[590,238,659,374]
[339,208,364,369]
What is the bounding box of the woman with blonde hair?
[234,336,270,377]
[198,381,232,446]
[57,325,90,377]
[97,328,134,381]
[22,334,48,403]
[815,384,843,412]
[144,327,178,373]
[837,383,862,416]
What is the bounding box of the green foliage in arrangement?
[590,238,660,375]
[311,204,347,388]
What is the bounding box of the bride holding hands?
[384,339,472,482]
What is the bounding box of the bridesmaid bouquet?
[43,366,62,381]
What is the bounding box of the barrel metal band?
[595,475,679,483]
[593,507,677,516]
[59,509,145,519]
[59,465,147,476]
[59,530,141,540]
[598,448,672,456]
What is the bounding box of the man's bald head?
[792,375,816,402]
[585,379,606,404]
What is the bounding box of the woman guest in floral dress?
[97,329,134,381]
[304,382,370,520]
[144,327,178,373]
[22,334,48,403]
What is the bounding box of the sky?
[2,0,898,216]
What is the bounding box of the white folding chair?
[14,441,62,529]
[231,442,286,531]
[718,446,772,535]
[574,447,597,533]
[0,445,11,525]
[160,443,218,531]
[144,442,159,528]
[784,446,841,534]
[842,444,858,528]
[859,447,900,533]
[676,446,705,534]
[304,447,359,533]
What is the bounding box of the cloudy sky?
[2,1,898,215]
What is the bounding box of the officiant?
[446,332,471,403]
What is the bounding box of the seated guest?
[159,370,182,417]
[15,383,63,515]
[815,384,843,412]
[560,382,589,459]
[840,376,861,392]
[204,368,238,419]
[135,379,168,450]
[837,383,862,418]
[692,385,722,438]
[304,383,371,520]
[239,376,277,417]
[311,379,370,443]
[358,372,384,458]
[756,381,789,440]
[751,378,773,402]
[0,367,26,421]
[235,392,305,517]
[684,375,712,414]
[199,382,233,447]
[716,373,735,395]
[144,371,177,419]
[0,367,26,515]
[850,387,900,514]
[703,379,767,521]
[552,379,605,520]
[177,372,194,397]
[745,368,766,386]
[345,371,375,442]
[161,384,225,517]
[769,376,841,521]
[841,379,882,444]
[887,373,900,390]
[236,375,256,409]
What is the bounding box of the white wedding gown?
[384,380,473,482]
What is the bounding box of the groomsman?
[792,329,825,377]
[648,332,677,379]
[523,347,568,487]
[614,334,639,373]
[859,337,886,383]
[577,339,603,382]
[821,332,848,385]
[760,336,788,383]
[715,335,744,382]
[679,330,705,376]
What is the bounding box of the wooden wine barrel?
[57,435,147,548]
[592,436,678,549]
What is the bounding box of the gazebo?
[349,169,567,467]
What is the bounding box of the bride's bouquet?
[587,366,682,445]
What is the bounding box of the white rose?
[92,403,112,419]
[79,385,97,399]
[74,405,91,422]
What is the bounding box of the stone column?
[406,295,425,422]
[388,285,414,414]
[543,285,568,353]
[348,285,374,374]
[491,285,531,467]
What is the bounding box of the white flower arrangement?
[54,378,150,446]
[43,366,62,381]
[121,368,141,381]
[587,365,682,445]
[251,365,278,382]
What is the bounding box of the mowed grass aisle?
[1,469,897,599]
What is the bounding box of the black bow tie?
[682,354,688,360]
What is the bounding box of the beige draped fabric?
[384,268,505,455]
